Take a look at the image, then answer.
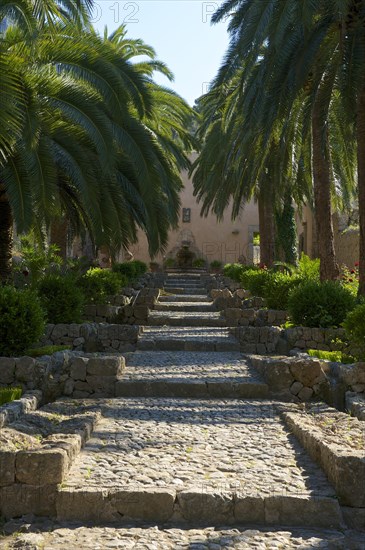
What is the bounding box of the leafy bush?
[341,263,359,296]
[240,268,272,297]
[132,260,148,278]
[223,263,257,282]
[0,286,45,356]
[81,268,124,304]
[343,303,365,360]
[297,253,320,280]
[263,272,302,310]
[14,235,62,287]
[307,349,355,364]
[287,280,356,328]
[164,258,176,268]
[112,260,147,281]
[210,260,223,270]
[192,258,206,268]
[38,274,85,323]
[0,387,22,406]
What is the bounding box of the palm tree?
[207,0,361,283]
[0,21,195,280]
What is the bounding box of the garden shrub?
[38,274,85,323]
[164,258,176,268]
[307,349,355,364]
[240,269,272,297]
[192,258,206,268]
[112,260,147,281]
[297,253,320,280]
[223,263,257,282]
[287,280,356,328]
[210,260,223,270]
[0,387,22,406]
[81,268,125,304]
[343,303,365,360]
[26,345,71,357]
[0,286,45,356]
[263,272,302,310]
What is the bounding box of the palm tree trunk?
[0,186,13,283]
[357,83,365,296]
[312,101,339,281]
[50,218,69,260]
[258,185,275,267]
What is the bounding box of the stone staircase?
[2,272,364,548]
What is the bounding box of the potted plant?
[210,260,223,273]
[192,258,207,269]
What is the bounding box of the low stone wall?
[285,327,348,352]
[225,308,288,327]
[0,405,99,519]
[0,353,125,401]
[229,327,283,354]
[0,390,42,429]
[248,354,365,408]
[40,323,140,353]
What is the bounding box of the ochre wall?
[128,153,259,266]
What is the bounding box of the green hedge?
[263,273,303,310]
[343,303,365,360]
[0,286,45,356]
[112,260,147,280]
[288,280,356,328]
[80,268,125,304]
[38,274,85,323]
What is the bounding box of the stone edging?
[277,402,365,508]
[0,390,42,429]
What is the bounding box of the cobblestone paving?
[123,352,264,384]
[1,523,363,549]
[61,398,334,497]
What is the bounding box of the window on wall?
[182,208,191,223]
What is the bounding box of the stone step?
[148,311,226,327]
[159,294,211,303]
[163,287,207,295]
[137,327,240,351]
[56,398,343,528]
[154,302,215,312]
[116,351,269,398]
[2,522,358,549]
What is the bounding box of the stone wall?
[229,327,283,354]
[0,353,125,401]
[40,323,140,353]
[0,404,99,519]
[248,354,365,410]
[224,308,288,327]
[285,327,350,353]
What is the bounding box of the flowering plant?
[340,263,359,296]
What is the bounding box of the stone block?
[234,496,265,523]
[234,289,250,299]
[86,376,116,396]
[63,379,74,396]
[264,495,343,528]
[15,357,36,382]
[16,448,68,485]
[70,357,87,381]
[51,324,69,340]
[290,359,322,387]
[178,489,234,523]
[87,356,124,376]
[290,381,303,396]
[0,358,16,384]
[0,451,15,486]
[297,386,314,401]
[73,380,92,392]
[134,305,149,319]
[0,484,57,519]
[113,488,175,521]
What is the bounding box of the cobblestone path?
[1,273,364,549]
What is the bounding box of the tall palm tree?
[208,0,361,283]
[0,22,195,280]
